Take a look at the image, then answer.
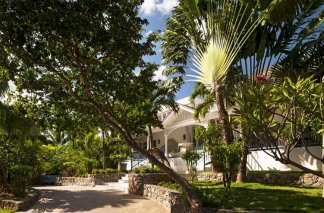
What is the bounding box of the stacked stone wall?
[0,189,39,211]
[55,177,95,187]
[88,174,122,184]
[128,173,173,195]
[247,172,324,187]
[144,184,188,213]
[197,173,223,181]
[197,172,324,187]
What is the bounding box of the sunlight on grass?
[0,209,16,213]
[192,181,324,212]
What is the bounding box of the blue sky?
[139,0,194,100]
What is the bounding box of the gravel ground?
[17,185,168,213]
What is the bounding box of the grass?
[0,210,16,213]
[194,181,324,212]
[160,180,324,212]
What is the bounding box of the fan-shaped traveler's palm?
[184,0,260,144]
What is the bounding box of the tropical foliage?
[181,150,201,181]
[0,0,202,209]
[233,76,324,176]
[164,0,323,184]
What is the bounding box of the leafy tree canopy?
[0,0,176,138]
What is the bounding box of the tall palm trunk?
[214,86,233,145]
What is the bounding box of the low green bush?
[92,168,119,174]
[133,167,161,174]
[10,165,33,197]
[158,181,182,191]
[194,186,227,208]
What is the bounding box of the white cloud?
[144,30,153,38]
[153,65,167,81]
[140,0,179,16]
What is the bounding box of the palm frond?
[187,0,260,91]
[193,94,215,120]
[270,1,324,83]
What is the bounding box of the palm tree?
[164,0,260,145]
[164,0,323,182]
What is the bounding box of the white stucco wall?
[152,126,199,153]
[151,131,164,149]
[247,146,322,171]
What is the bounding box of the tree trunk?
[236,128,249,183]
[89,100,203,211]
[148,148,171,167]
[125,136,202,212]
[102,130,106,169]
[147,125,154,168]
[214,87,233,145]
[322,133,324,198]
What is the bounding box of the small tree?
[210,142,242,190]
[195,124,242,190]
[234,76,324,177]
[181,150,201,182]
[195,124,222,172]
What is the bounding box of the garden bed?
[0,189,39,211]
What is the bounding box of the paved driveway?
[18,185,167,213]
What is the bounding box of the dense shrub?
[194,187,227,208]
[133,167,161,174]
[92,168,119,174]
[10,165,33,197]
[158,181,182,191]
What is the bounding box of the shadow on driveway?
[18,186,167,213]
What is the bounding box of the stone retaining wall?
[0,189,39,211]
[143,184,188,213]
[88,174,122,184]
[197,173,223,181]
[55,177,95,187]
[247,172,324,187]
[128,173,173,195]
[197,172,324,187]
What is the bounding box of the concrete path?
[17,185,168,213]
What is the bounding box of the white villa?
[126,97,323,174]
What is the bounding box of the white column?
[164,134,168,157]
[147,135,150,150]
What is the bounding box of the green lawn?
[0,210,16,213]
[193,181,324,212]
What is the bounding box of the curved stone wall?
[128,173,173,195]
[144,184,188,213]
